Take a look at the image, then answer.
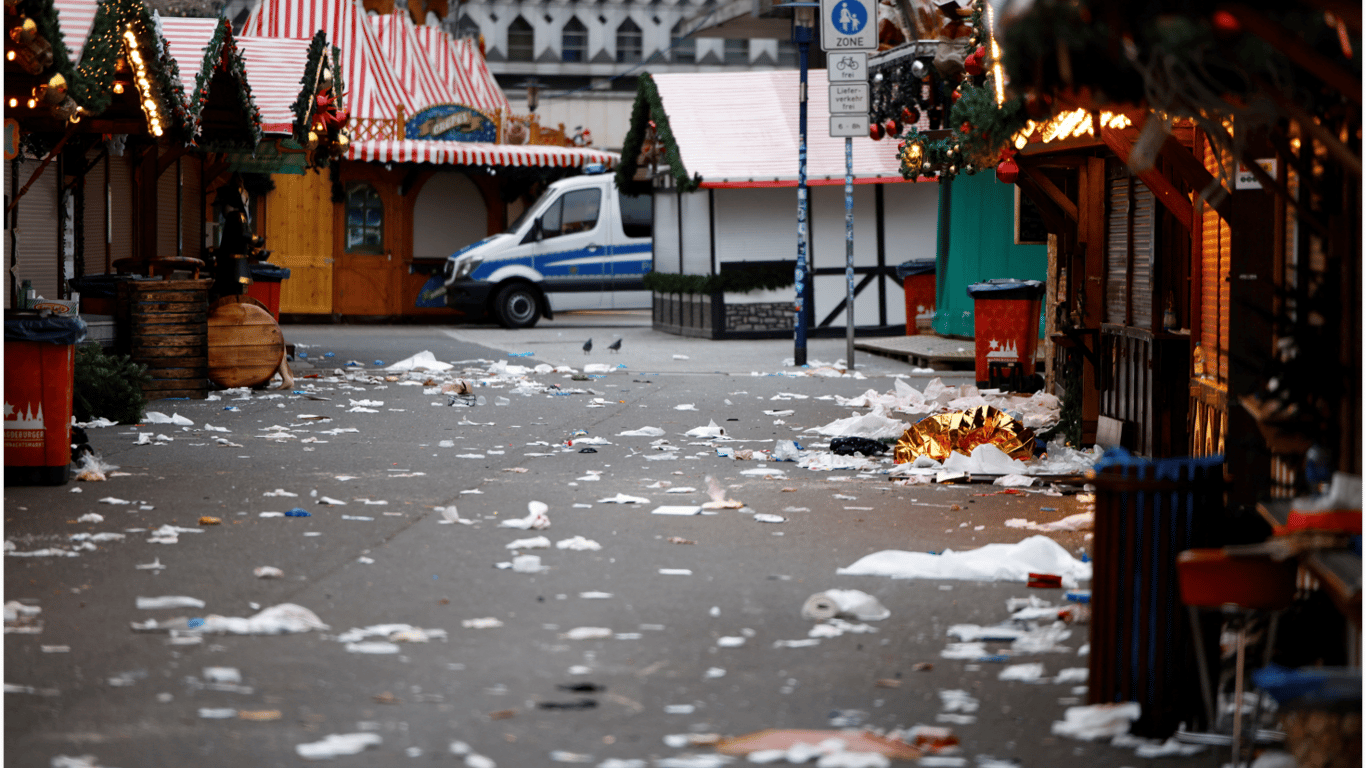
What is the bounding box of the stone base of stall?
[652,293,722,338]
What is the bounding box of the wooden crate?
[117,279,212,400]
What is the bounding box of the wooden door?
[264,173,333,314]
[335,175,401,316]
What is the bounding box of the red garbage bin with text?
[967,279,1044,390]
[4,312,87,486]
[896,259,936,335]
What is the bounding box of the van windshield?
[507,186,557,234]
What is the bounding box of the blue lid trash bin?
[5,312,88,486]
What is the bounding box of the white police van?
[439,165,652,328]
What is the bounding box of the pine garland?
[290,31,330,141]
[614,73,702,193]
[643,265,794,296]
[182,19,263,147]
[67,0,191,138]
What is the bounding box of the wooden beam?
[1100,126,1193,232]
[1016,175,1070,236]
[1227,4,1361,103]
[1082,157,1106,329]
[1017,160,1078,222]
[1157,133,1233,222]
[157,146,191,178]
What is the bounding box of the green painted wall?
[932,172,1048,337]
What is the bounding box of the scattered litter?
[462,618,503,629]
[774,638,822,648]
[701,476,744,509]
[1005,512,1094,532]
[561,627,612,640]
[134,558,166,571]
[500,501,551,530]
[753,514,786,524]
[549,751,594,763]
[685,420,725,438]
[801,590,891,621]
[386,351,453,372]
[98,497,132,505]
[717,636,746,647]
[239,709,282,721]
[998,663,1046,682]
[199,708,237,719]
[130,603,328,635]
[715,730,920,761]
[579,592,613,599]
[42,645,70,653]
[4,601,42,633]
[506,536,552,550]
[137,596,205,610]
[665,704,696,714]
[284,508,311,518]
[836,535,1091,587]
[538,699,597,710]
[76,513,104,523]
[254,566,283,579]
[556,536,601,551]
[295,733,382,760]
[198,516,221,525]
[144,412,194,425]
[618,426,665,437]
[652,506,702,516]
[659,569,692,576]
[1050,702,1141,741]
[598,494,649,504]
[667,537,695,545]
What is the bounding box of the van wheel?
[493,284,541,328]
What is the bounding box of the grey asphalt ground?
[3,314,1212,767]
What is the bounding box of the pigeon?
[607,338,622,353]
[582,338,592,355]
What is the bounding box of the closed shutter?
[83,149,109,274]
[157,156,178,258]
[181,156,203,261]
[1200,137,1231,383]
[109,154,134,265]
[1105,172,1156,327]
[12,159,62,301]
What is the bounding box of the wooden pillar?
[1076,157,1107,445]
[1226,133,1277,506]
[135,143,158,261]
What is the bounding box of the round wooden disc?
[207,295,285,389]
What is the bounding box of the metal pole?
[793,18,811,367]
[844,136,855,369]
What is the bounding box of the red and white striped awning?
[348,138,618,168]
[371,10,452,115]
[652,71,922,187]
[51,0,96,62]
[418,31,510,118]
[236,35,315,135]
[243,0,408,121]
[158,17,225,101]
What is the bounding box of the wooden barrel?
[207,295,285,389]
[116,278,212,400]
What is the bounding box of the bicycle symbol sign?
[820,0,875,52]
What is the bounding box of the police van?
[439,166,652,328]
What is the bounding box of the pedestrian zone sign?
[820,0,875,52]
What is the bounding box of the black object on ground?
[538,699,598,710]
[830,437,890,456]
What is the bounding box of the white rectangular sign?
[820,0,876,52]
[828,83,869,115]
[829,114,869,138]
[827,52,868,82]
[1235,158,1276,190]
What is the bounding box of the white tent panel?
[678,190,710,276]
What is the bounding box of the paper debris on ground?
[505,536,551,550]
[136,596,205,610]
[144,412,194,425]
[685,420,725,438]
[801,589,890,621]
[556,536,601,551]
[499,501,551,529]
[836,535,1091,587]
[1005,511,1094,532]
[618,426,665,437]
[295,732,382,760]
[714,730,919,761]
[130,603,328,635]
[1051,702,1142,741]
[386,351,453,372]
[701,476,743,509]
[805,406,908,440]
[652,506,702,516]
[597,494,649,504]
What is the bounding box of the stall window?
[345,183,384,253]
[540,188,601,239]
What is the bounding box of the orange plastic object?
[1176,549,1298,610]
[1284,508,1361,535]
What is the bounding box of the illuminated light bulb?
[114,83,124,94]
[26,99,35,108]
[7,98,15,107]
[6,50,14,61]
[144,98,156,111]
[130,50,143,66]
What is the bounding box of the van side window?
[620,193,652,239]
[540,197,564,238]
[560,189,601,235]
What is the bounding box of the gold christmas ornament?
[335,132,350,152]
[305,130,319,149]
[893,405,1036,464]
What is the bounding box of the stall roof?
[440,34,512,118]
[371,10,452,116]
[51,0,95,61]
[622,71,927,189]
[158,16,262,144]
[243,0,408,120]
[347,138,618,168]
[236,35,316,135]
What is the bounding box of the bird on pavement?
[582,338,592,355]
[607,338,622,353]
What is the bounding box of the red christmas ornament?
[964,49,985,77]
[900,106,920,125]
[952,88,963,103]
[960,121,972,135]
[995,157,1019,184]
[1211,10,1241,36]
[869,122,884,140]
[884,118,899,137]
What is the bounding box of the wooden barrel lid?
[207,295,284,389]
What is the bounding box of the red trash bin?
[245,263,291,321]
[966,279,1044,390]
[896,259,936,335]
[5,312,87,486]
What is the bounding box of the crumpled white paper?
[836,535,1091,587]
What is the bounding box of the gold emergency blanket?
[893,405,1036,464]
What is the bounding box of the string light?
[123,22,166,137]
[985,2,1004,107]
[7,98,15,108]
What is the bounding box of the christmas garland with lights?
[614,73,702,194]
[182,18,262,147]
[69,0,191,137]
[290,31,330,142]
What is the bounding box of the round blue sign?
[830,0,868,35]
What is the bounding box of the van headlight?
[448,255,482,281]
